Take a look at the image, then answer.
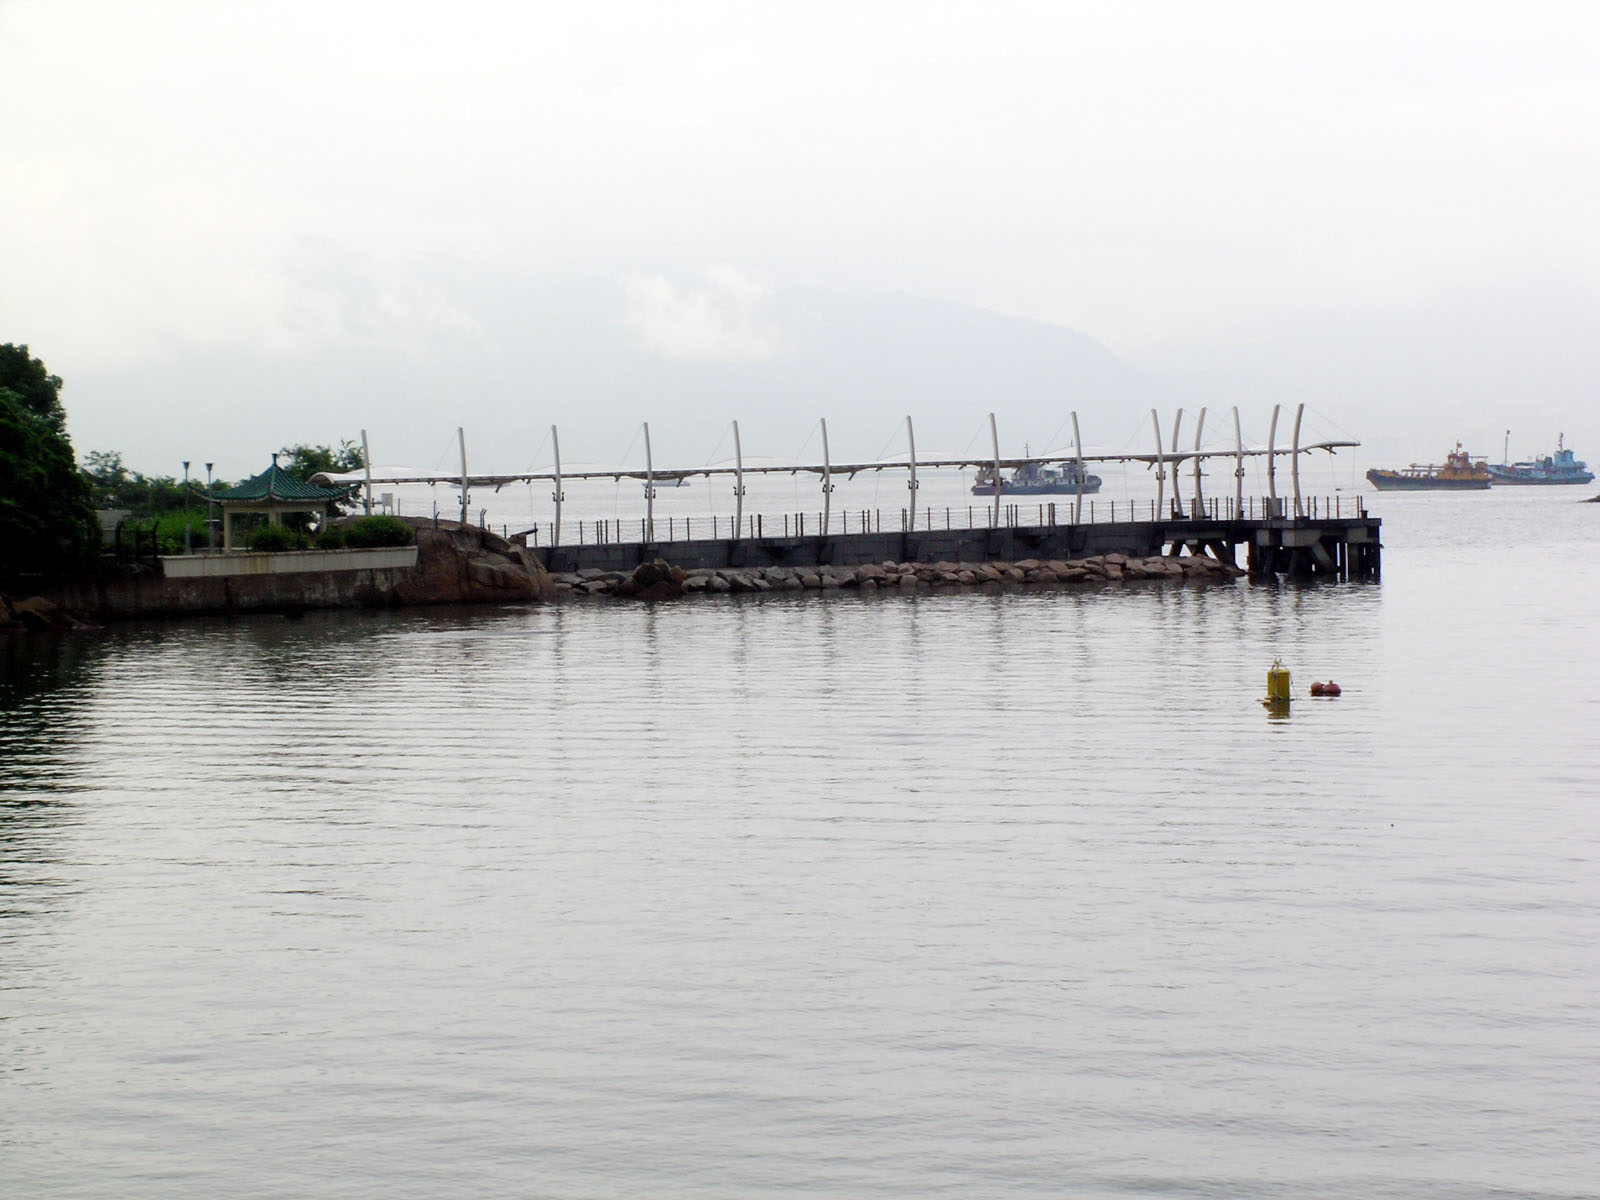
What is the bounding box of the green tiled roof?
[208,458,356,503]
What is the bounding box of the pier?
[533,499,1380,582]
[313,405,1382,584]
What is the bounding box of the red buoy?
[1310,681,1342,697]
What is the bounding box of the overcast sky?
[5,1,1597,476]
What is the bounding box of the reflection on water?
[2,492,1598,1199]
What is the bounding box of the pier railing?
[520,493,1368,548]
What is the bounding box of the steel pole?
[458,427,469,525]
[1192,406,1207,515]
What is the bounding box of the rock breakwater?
[550,553,1243,599]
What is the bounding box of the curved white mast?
[1151,409,1165,517]
[732,420,745,537]
[1267,404,1281,512]
[1071,410,1085,525]
[1169,409,1185,518]
[1291,402,1305,519]
[551,424,564,546]
[643,421,655,541]
[820,417,833,536]
[905,416,919,531]
[989,412,1002,526]
[1232,407,1245,516]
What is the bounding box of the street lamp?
[205,463,215,551]
[182,461,191,553]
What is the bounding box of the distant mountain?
[485,283,1177,464]
[66,279,1178,475]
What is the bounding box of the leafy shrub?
[247,524,303,552]
[339,515,415,548]
[152,513,210,554]
[314,525,345,550]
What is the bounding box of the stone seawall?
[552,552,1243,599]
[538,524,1176,576]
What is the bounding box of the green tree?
[278,439,364,481]
[276,440,365,524]
[0,343,68,432]
[80,451,194,515]
[81,449,134,509]
[0,345,98,576]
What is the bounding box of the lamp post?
[182,461,191,553]
[204,463,215,552]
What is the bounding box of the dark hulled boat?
[1365,443,1491,491]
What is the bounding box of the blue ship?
[972,459,1102,496]
[1487,435,1594,485]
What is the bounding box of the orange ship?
[1365,443,1490,490]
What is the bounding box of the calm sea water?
[4,488,1598,1199]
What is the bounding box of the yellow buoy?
[1265,659,1292,705]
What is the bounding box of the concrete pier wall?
[536,515,1380,580]
[31,520,553,623]
[161,546,418,578]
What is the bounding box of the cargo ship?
[1487,434,1593,485]
[1365,443,1491,490]
[972,458,1102,496]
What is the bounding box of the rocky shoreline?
[551,552,1244,599]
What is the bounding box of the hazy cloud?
[4,2,1598,472]
[622,267,782,361]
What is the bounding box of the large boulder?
[10,595,62,630]
[618,559,684,599]
[394,520,558,605]
[1,595,91,633]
